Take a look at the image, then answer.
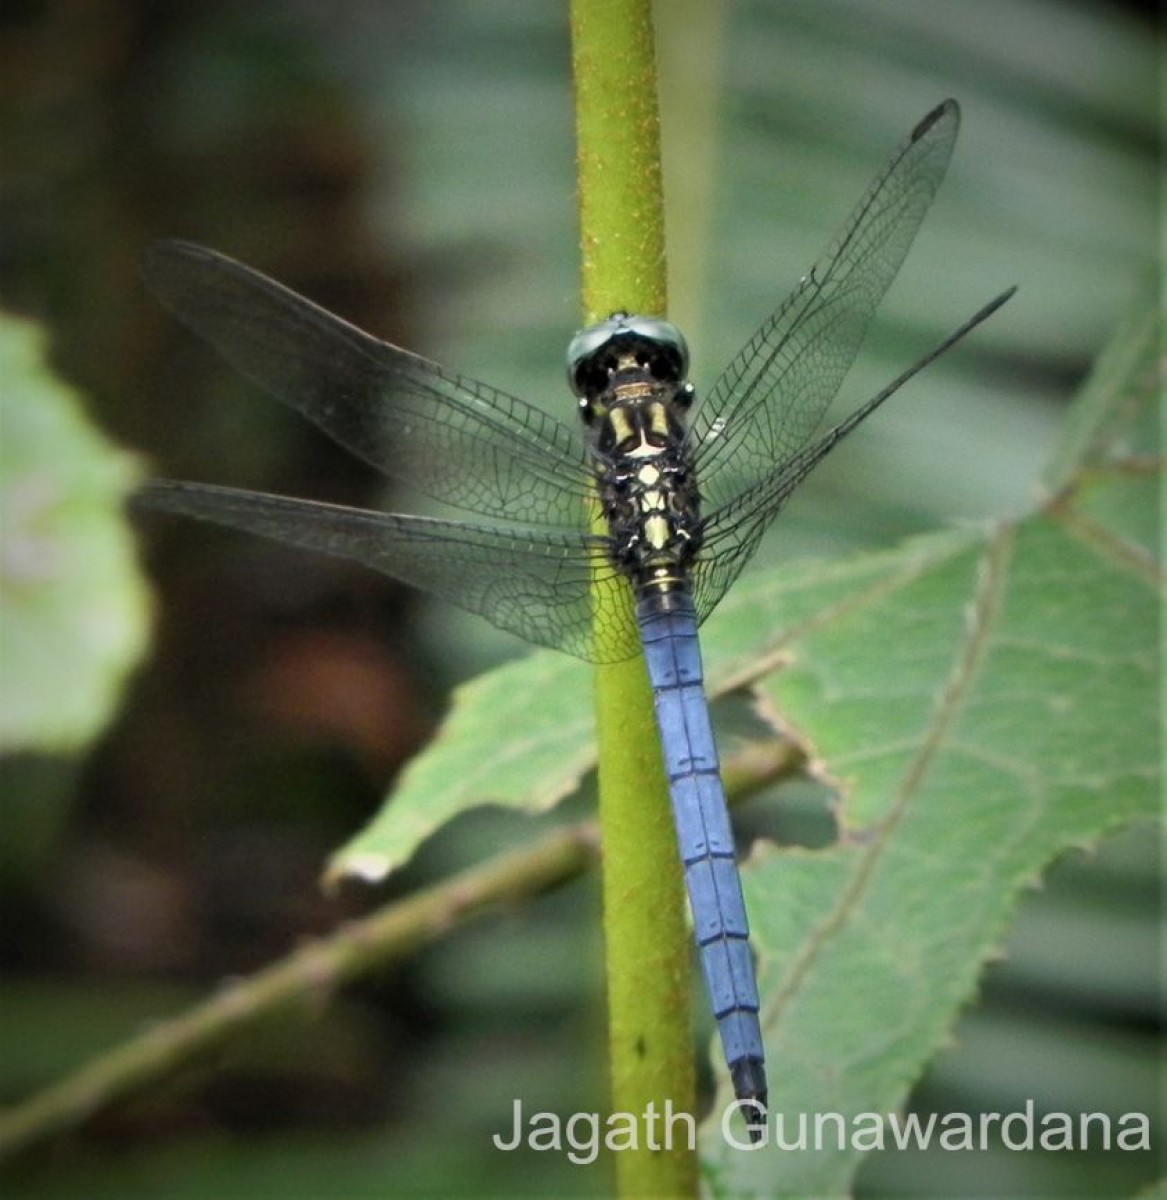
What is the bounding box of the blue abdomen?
[635,589,767,1117]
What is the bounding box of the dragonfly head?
[567,313,690,424]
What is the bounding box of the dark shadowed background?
[0,2,1158,1197]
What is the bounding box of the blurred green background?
[0,1,1158,1197]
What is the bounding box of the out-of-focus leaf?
[0,316,149,753]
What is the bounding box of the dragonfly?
[138,98,1012,1134]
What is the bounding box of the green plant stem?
[570,2,698,1196]
[0,739,798,1163]
[0,825,598,1163]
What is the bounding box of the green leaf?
[331,294,1159,1193]
[0,315,149,753]
[701,301,1160,1194]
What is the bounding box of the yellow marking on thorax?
[607,408,636,448]
[643,514,670,549]
[633,459,671,549]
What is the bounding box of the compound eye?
[578,396,596,425]
[627,319,689,383]
[567,313,692,399]
[567,320,621,396]
[675,382,696,409]
[569,350,617,399]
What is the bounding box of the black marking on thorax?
[592,371,703,595]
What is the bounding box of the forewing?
[690,281,1017,624]
[144,242,593,526]
[136,482,639,664]
[688,100,960,511]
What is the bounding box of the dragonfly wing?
[692,386,921,621]
[689,100,960,511]
[690,283,1016,624]
[137,481,639,664]
[144,242,593,526]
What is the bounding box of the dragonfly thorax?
[567,314,702,594]
[592,392,703,593]
[600,442,703,592]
